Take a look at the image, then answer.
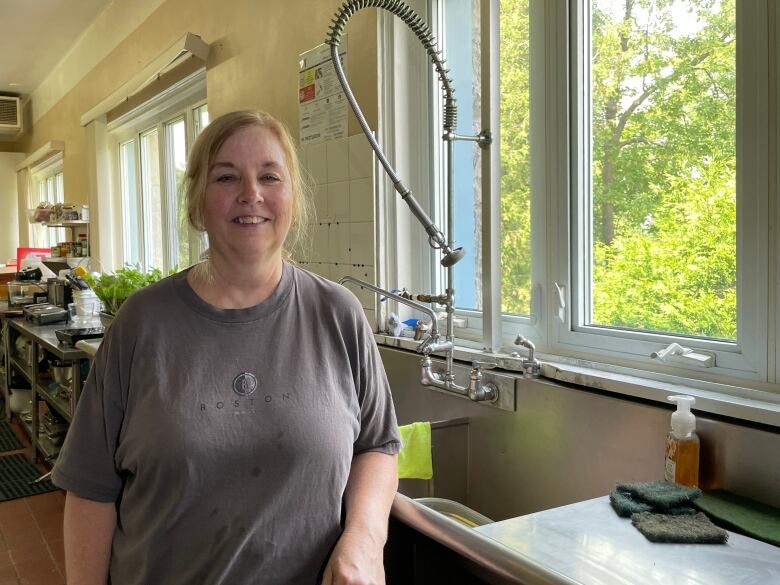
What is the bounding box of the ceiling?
[0,0,112,96]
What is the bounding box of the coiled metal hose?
[325,0,463,265]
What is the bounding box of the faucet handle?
[471,360,497,371]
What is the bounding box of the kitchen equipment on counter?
[15,266,42,282]
[23,303,69,325]
[46,277,73,307]
[7,281,47,308]
[55,326,105,345]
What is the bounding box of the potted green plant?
[85,266,170,327]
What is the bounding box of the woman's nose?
[237,178,264,204]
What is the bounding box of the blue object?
[403,318,419,327]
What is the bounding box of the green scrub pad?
[631,511,729,544]
[397,422,433,480]
[694,490,780,548]
[610,481,701,517]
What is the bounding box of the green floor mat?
[0,420,24,453]
[0,454,57,502]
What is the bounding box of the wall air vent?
[0,96,22,135]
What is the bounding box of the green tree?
[497,0,737,338]
[590,0,736,338]
[499,0,531,314]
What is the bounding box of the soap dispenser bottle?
[664,395,700,487]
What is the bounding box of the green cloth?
[610,481,701,518]
[397,422,433,480]
[631,511,729,544]
[695,490,780,548]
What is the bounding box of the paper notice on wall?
[298,37,348,145]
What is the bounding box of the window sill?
[374,334,780,429]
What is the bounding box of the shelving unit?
[40,220,91,274]
[0,311,89,464]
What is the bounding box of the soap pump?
[664,395,700,487]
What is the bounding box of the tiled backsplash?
[296,134,377,328]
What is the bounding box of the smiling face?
[203,125,293,267]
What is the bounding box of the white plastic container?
[73,289,101,317]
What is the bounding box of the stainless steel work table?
[473,495,780,585]
[2,313,91,462]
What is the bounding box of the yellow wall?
[17,0,378,206]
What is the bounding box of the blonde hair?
[185,110,312,261]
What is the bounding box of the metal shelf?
[9,356,32,384]
[42,220,90,228]
[36,384,72,422]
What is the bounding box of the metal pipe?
[339,276,439,338]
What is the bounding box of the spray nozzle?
[668,394,696,436]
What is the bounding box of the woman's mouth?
[233,216,269,225]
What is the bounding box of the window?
[29,154,65,248]
[110,73,207,272]
[383,0,777,393]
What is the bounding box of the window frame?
[379,0,780,398]
[108,72,206,272]
[29,153,65,248]
[556,0,769,385]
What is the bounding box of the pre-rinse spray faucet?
[329,1,498,403]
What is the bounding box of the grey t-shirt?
[52,263,400,585]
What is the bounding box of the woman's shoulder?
[291,264,363,313]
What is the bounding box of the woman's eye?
[260,174,281,183]
[215,174,236,183]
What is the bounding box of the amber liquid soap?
[664,395,700,488]
[664,432,700,487]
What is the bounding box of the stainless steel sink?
[391,493,580,585]
[415,497,494,528]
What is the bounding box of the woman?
[52,111,401,585]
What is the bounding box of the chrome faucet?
[512,335,541,379]
[340,276,499,403]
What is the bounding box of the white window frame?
[29,153,65,248]
[557,0,769,386]
[379,0,780,405]
[108,71,206,272]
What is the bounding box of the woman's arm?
[63,491,116,585]
[323,451,399,585]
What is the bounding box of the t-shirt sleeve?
[351,308,401,456]
[51,318,129,502]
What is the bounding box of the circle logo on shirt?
[232,372,258,396]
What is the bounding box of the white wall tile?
[326,137,349,183]
[349,178,373,222]
[348,133,373,180]
[351,264,376,310]
[299,144,308,169]
[328,222,350,265]
[330,263,352,283]
[312,184,328,222]
[327,181,350,222]
[312,223,329,263]
[349,222,374,265]
[308,142,328,184]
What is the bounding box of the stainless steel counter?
[6,317,90,361]
[474,496,780,585]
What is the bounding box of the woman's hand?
[321,529,386,585]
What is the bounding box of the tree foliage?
[499,0,736,339]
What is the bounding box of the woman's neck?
[187,252,284,309]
